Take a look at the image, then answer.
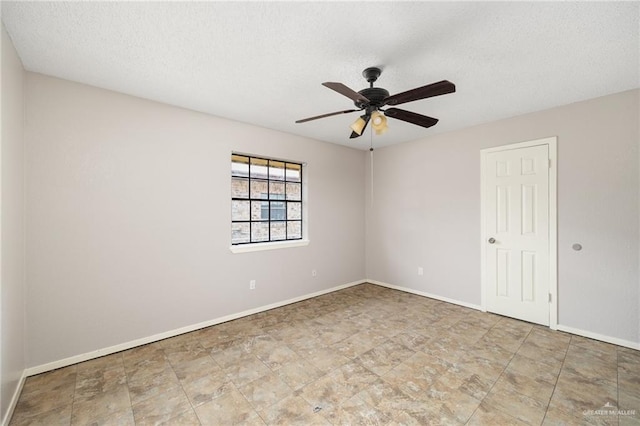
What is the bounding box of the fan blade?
[384,108,439,129]
[295,109,359,123]
[323,82,370,105]
[384,80,455,106]
[349,116,370,139]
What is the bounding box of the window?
[231,154,303,245]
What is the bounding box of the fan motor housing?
[355,87,390,109]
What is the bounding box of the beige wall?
[25,73,366,367]
[12,67,640,372]
[1,24,26,420]
[366,89,640,345]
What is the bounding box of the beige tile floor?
[9,283,640,425]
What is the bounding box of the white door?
[483,144,550,325]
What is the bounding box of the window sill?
[230,239,310,254]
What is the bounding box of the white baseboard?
[367,279,639,351]
[556,324,640,351]
[367,279,483,311]
[2,370,27,426]
[22,278,640,379]
[25,279,366,377]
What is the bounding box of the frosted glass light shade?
[371,111,388,135]
[350,116,367,135]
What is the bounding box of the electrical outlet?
[249,280,256,290]
[418,267,424,276]
[312,269,317,277]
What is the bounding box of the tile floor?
[9,283,640,425]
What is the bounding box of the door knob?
[488,238,496,244]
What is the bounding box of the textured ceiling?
[2,1,639,149]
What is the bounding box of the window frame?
[230,153,308,252]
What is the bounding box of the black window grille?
[231,154,303,244]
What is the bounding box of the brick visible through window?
[231,154,303,245]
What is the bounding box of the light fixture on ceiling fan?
[296,67,455,139]
[349,109,388,137]
[370,111,388,135]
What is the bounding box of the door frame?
[480,136,558,329]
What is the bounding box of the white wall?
[25,73,366,368]
[1,24,26,421]
[366,89,640,345]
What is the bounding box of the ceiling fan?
[295,67,456,139]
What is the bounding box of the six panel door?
[484,144,550,325]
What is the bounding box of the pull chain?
[369,126,374,206]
